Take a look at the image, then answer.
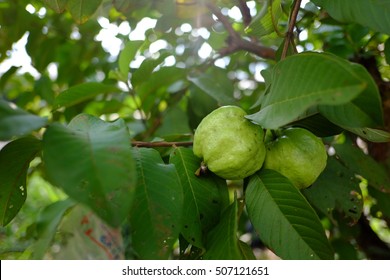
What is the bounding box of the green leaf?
[0,137,41,226]
[313,0,390,35]
[302,157,363,223]
[42,114,136,227]
[246,169,334,260]
[369,187,390,218]
[342,127,390,143]
[66,0,102,24]
[238,240,256,260]
[333,141,390,192]
[188,66,237,106]
[41,0,68,13]
[247,52,367,129]
[203,198,246,260]
[131,51,171,87]
[119,40,144,79]
[155,105,191,136]
[187,84,219,130]
[289,113,343,137]
[136,67,187,112]
[130,148,183,259]
[169,147,228,249]
[246,0,283,37]
[319,63,384,128]
[30,199,76,259]
[385,38,390,65]
[0,100,48,141]
[53,82,121,109]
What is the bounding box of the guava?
[193,105,266,180]
[263,127,327,189]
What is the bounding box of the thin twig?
[281,0,301,60]
[206,2,276,59]
[131,141,193,147]
[125,82,148,129]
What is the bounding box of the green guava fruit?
[264,127,327,189]
[193,105,266,180]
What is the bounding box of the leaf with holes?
[302,157,363,224]
[342,127,390,143]
[130,148,183,259]
[246,169,334,259]
[0,137,41,226]
[333,141,390,192]
[169,147,228,249]
[42,114,136,227]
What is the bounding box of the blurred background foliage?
[1,0,390,259]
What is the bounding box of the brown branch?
[132,141,193,148]
[237,0,252,27]
[281,0,301,59]
[206,2,240,40]
[206,2,276,60]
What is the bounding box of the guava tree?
[1,0,390,260]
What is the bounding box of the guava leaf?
[41,0,68,13]
[169,147,228,249]
[289,113,343,137]
[29,199,76,259]
[369,187,390,218]
[342,127,390,143]
[385,38,390,65]
[119,40,144,80]
[245,0,283,37]
[66,0,102,24]
[42,114,136,227]
[319,63,384,128]
[247,52,367,129]
[333,141,390,192]
[246,169,334,260]
[203,198,253,260]
[136,67,187,112]
[188,66,237,106]
[130,147,183,259]
[53,82,121,109]
[302,157,363,224]
[155,106,191,137]
[131,51,171,87]
[0,100,48,141]
[0,137,41,226]
[312,0,390,35]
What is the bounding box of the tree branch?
[281,0,301,59]
[237,0,252,27]
[206,2,276,60]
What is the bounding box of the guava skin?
[193,106,266,180]
[264,127,327,189]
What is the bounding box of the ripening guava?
[193,106,266,180]
[263,127,327,189]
